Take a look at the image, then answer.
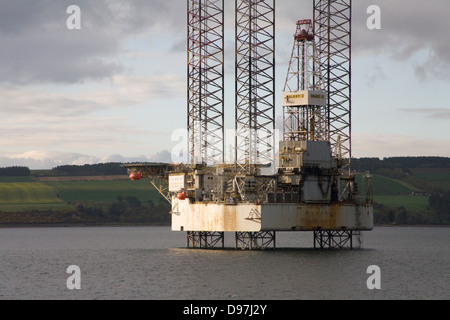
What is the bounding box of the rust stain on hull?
[173,200,373,232]
[297,203,340,230]
[260,203,373,232]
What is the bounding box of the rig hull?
[171,199,373,233]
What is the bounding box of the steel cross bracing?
[235,0,276,175]
[314,0,352,170]
[313,230,362,249]
[283,19,328,142]
[235,231,276,250]
[187,0,225,166]
[187,231,225,249]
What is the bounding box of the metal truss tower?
[235,0,276,175]
[283,19,328,142]
[187,0,225,166]
[314,0,352,170]
[126,0,372,251]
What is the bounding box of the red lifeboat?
[177,192,187,200]
[129,172,142,181]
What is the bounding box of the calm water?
[0,226,449,300]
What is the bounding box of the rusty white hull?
[171,198,374,232]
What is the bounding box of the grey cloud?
[352,0,450,79]
[0,0,181,37]
[0,151,100,170]
[148,150,172,163]
[400,108,450,119]
[364,64,387,85]
[0,32,123,84]
[353,132,450,158]
[103,154,151,164]
[0,151,167,170]
[0,0,184,85]
[0,156,61,170]
[275,0,450,82]
[412,51,450,81]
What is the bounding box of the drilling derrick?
[279,15,363,248]
[283,19,328,143]
[280,17,337,205]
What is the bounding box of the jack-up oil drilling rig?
[124,0,373,250]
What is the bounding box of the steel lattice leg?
[313,230,362,249]
[187,232,225,249]
[235,231,276,250]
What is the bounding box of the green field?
[355,173,430,212]
[414,173,450,191]
[373,195,430,212]
[0,177,162,212]
[0,182,63,204]
[356,174,416,195]
[46,180,162,204]
[0,173,443,213]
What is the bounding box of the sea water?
[0,226,449,300]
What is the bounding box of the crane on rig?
[124,0,373,250]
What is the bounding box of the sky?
[0,0,449,169]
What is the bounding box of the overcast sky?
[1,0,449,169]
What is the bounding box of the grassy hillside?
[0,170,448,225]
[46,180,162,204]
[355,173,429,212]
[0,177,67,212]
[369,175,414,195]
[0,181,63,205]
[373,195,429,212]
[0,174,442,213]
[414,173,450,192]
[0,176,163,212]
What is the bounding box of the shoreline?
[0,223,448,229]
[0,223,170,229]
[374,224,450,228]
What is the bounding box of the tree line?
[73,196,171,224]
[2,157,450,177]
[51,163,128,176]
[429,193,450,223]
[0,196,171,226]
[352,157,450,173]
[0,164,129,176]
[373,203,448,225]
[0,166,31,176]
